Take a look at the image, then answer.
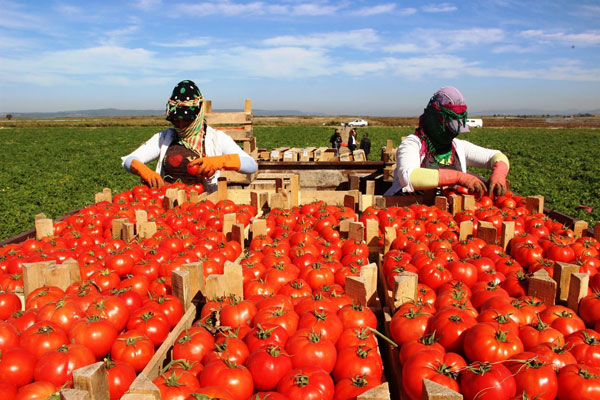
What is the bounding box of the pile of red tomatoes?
[0,183,389,400]
[374,192,600,400]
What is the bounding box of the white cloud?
[422,3,457,13]
[172,1,341,17]
[54,3,84,16]
[134,0,162,11]
[520,29,600,46]
[101,25,141,46]
[338,61,388,76]
[174,1,266,16]
[383,43,422,53]
[263,29,379,49]
[221,46,335,78]
[384,55,473,78]
[0,2,47,31]
[491,45,532,54]
[348,3,396,16]
[386,28,505,53]
[289,3,339,16]
[152,38,212,48]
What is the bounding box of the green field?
[0,124,598,241]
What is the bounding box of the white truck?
[466,118,483,128]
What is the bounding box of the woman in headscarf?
[122,80,258,193]
[384,86,509,196]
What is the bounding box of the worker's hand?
[187,154,241,178]
[488,161,509,197]
[130,159,164,189]
[438,169,486,194]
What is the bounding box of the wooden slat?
[554,262,579,302]
[61,389,91,400]
[422,379,463,400]
[205,111,252,125]
[528,272,557,307]
[568,273,589,312]
[139,304,197,380]
[72,362,110,400]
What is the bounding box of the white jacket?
[122,126,257,193]
[385,134,502,195]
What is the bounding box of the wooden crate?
[204,99,258,182]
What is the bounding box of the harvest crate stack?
[205,98,257,184]
[381,139,397,182]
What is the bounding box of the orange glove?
[489,161,509,197]
[438,169,486,194]
[130,159,164,188]
[188,154,241,178]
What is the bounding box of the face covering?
[165,80,206,155]
[419,100,468,159]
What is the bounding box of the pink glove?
[438,169,486,194]
[489,161,509,197]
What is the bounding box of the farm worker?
[348,129,358,152]
[360,132,371,158]
[121,80,258,193]
[384,86,509,196]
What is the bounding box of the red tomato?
[105,357,137,400]
[389,306,432,346]
[519,317,565,350]
[244,323,289,353]
[203,335,250,365]
[172,326,215,365]
[153,368,201,400]
[285,328,337,373]
[126,306,170,347]
[565,329,600,367]
[0,347,37,387]
[0,321,20,352]
[33,343,96,387]
[277,366,334,400]
[85,296,130,332]
[69,316,119,359]
[427,308,477,353]
[110,330,155,372]
[557,363,600,400]
[463,322,524,363]
[199,359,254,400]
[19,321,69,359]
[0,292,22,320]
[333,376,380,400]
[460,361,516,400]
[402,350,465,400]
[504,352,558,400]
[246,344,293,392]
[35,298,85,332]
[190,386,235,400]
[15,381,58,400]
[25,286,65,310]
[332,344,383,383]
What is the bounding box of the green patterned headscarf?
[165,80,206,155]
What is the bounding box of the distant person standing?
[360,133,371,158]
[330,129,342,154]
[348,129,357,152]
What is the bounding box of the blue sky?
[1,0,599,116]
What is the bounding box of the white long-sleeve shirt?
[122,126,257,192]
[384,134,503,195]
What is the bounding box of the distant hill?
[1,108,321,119]
[1,108,596,119]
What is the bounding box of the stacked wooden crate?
[381,139,396,182]
[205,99,257,184]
